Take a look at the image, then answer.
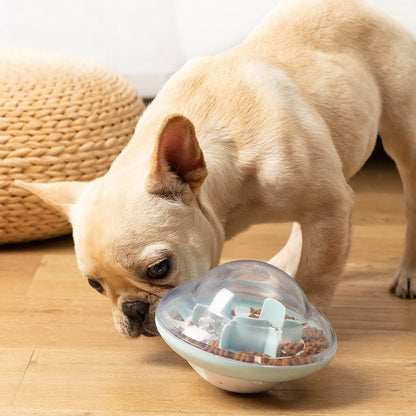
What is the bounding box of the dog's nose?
[122,301,150,317]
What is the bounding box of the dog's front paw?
[389,269,416,299]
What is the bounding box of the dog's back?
[235,0,416,179]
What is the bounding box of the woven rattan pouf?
[0,49,145,244]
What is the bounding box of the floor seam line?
[11,347,36,407]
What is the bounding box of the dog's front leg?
[294,183,354,310]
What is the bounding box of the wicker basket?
[0,49,145,244]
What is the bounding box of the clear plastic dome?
[156,260,337,393]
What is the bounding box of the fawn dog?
[18,0,416,336]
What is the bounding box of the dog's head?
[17,114,224,337]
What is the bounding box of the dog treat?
[176,306,329,366]
[231,308,297,321]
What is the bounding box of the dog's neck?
[195,191,225,268]
[198,131,261,240]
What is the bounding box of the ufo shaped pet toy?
[156,260,337,393]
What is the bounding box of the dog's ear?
[14,180,86,218]
[146,114,207,199]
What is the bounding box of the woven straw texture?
[0,49,145,244]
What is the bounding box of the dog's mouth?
[124,315,158,338]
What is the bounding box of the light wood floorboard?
[1,163,415,415]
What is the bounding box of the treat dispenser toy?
[155,260,337,393]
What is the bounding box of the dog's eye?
[88,278,105,294]
[146,259,170,279]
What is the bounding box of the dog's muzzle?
[121,300,157,337]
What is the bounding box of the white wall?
[0,0,415,98]
[0,0,185,97]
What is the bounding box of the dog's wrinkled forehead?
[71,177,194,275]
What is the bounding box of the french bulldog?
[17,0,416,337]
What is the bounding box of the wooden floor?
[1,162,415,415]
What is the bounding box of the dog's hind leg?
[376,32,416,299]
[371,22,416,298]
[379,120,416,299]
[269,222,302,278]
